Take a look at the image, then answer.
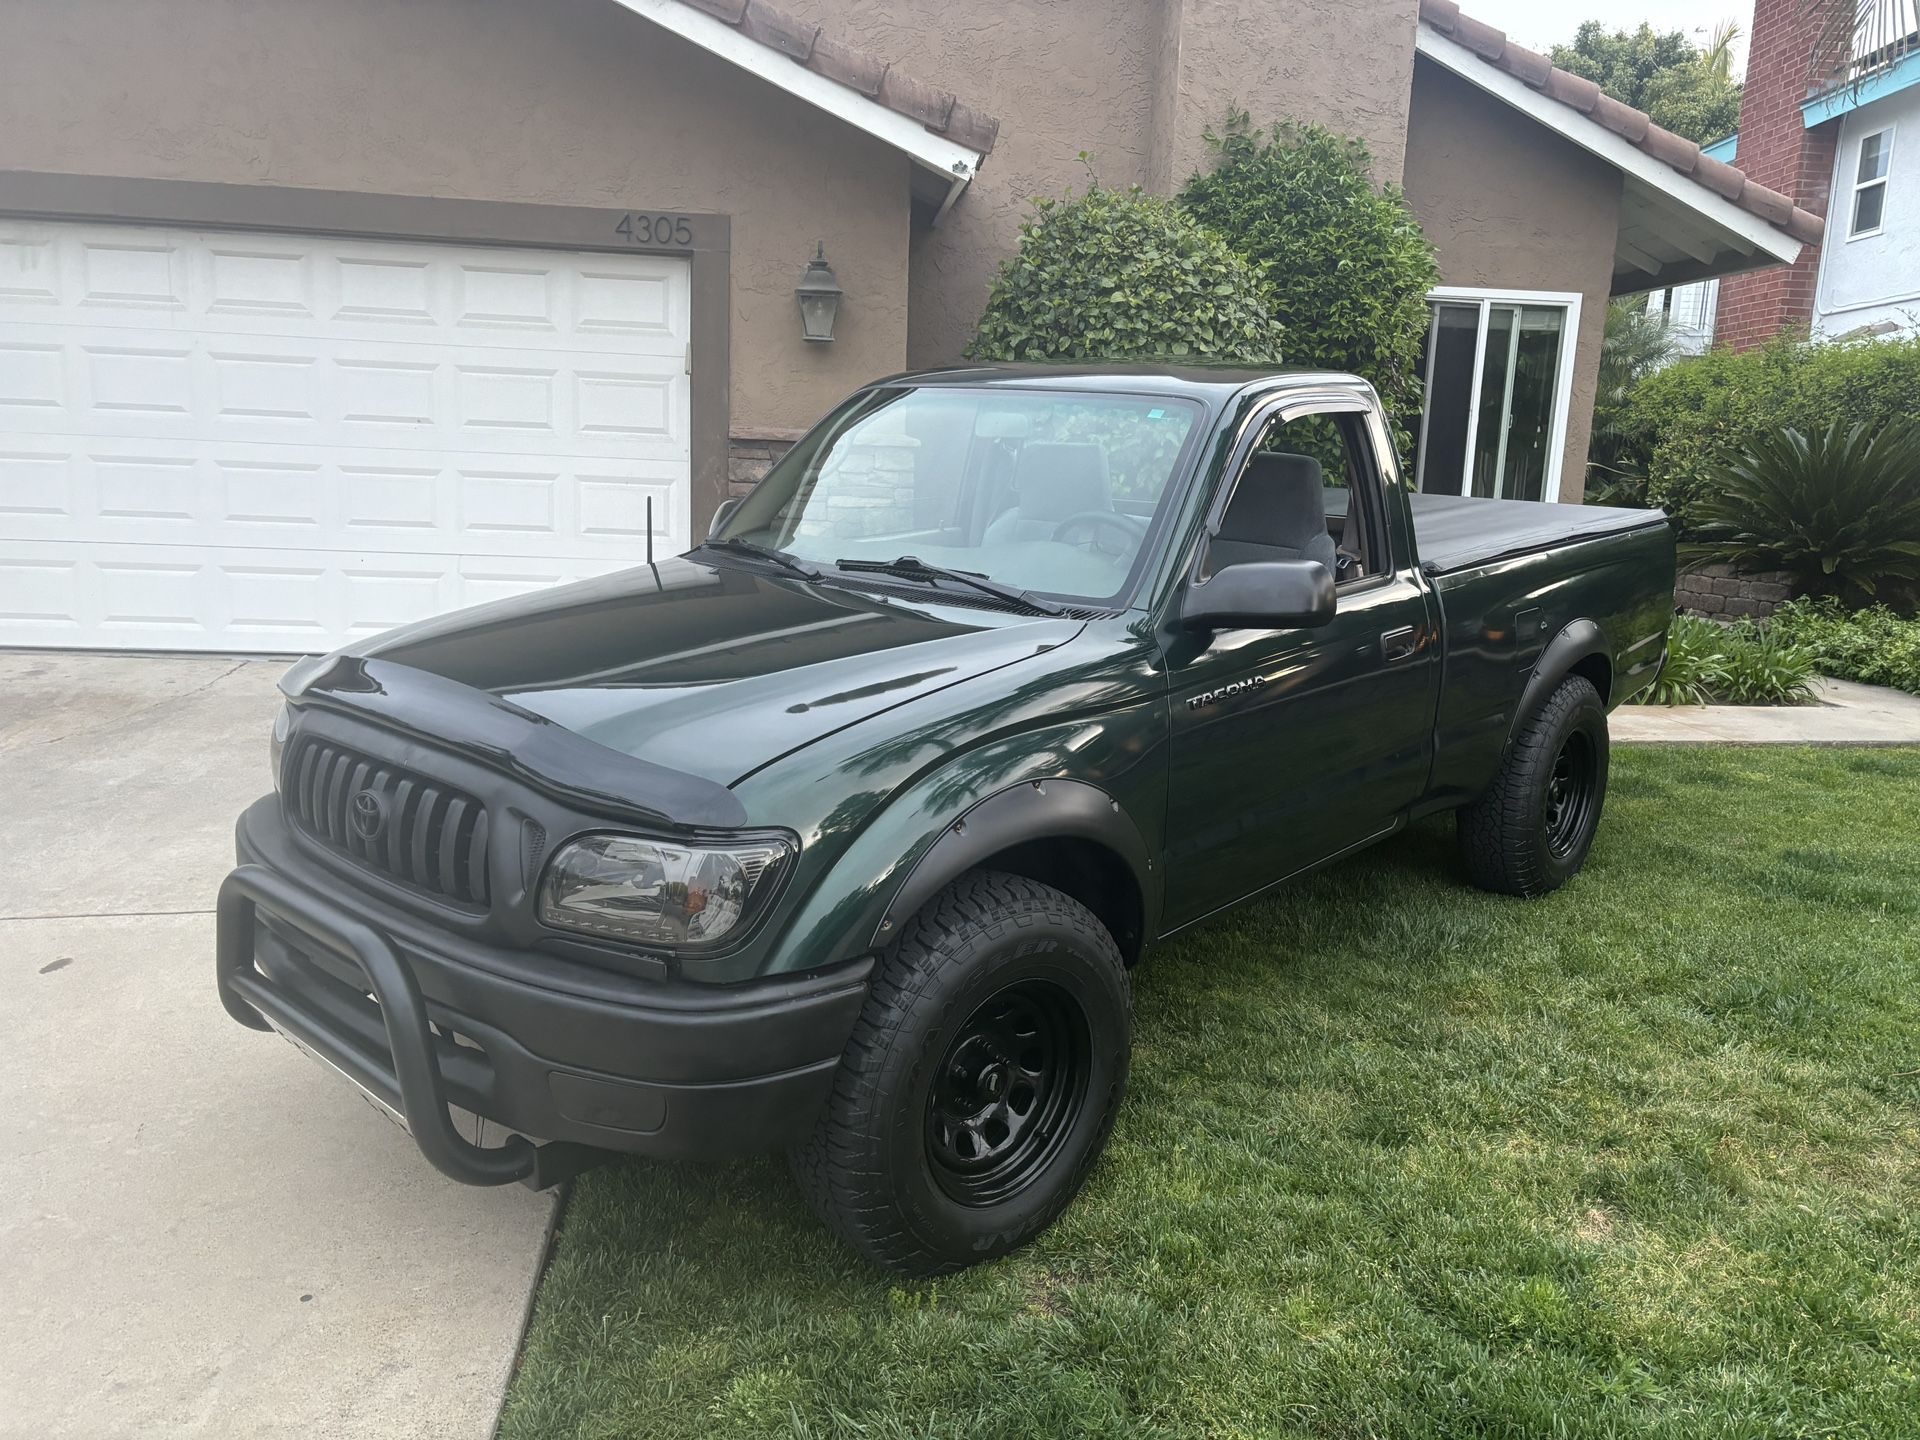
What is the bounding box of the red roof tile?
[1419,0,1824,246]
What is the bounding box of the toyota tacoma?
[217,364,1675,1275]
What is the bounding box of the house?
[1655,0,1920,350]
[0,0,1817,652]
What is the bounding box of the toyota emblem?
[348,788,387,842]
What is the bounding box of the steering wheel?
[1051,509,1147,558]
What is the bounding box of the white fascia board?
[1416,26,1802,266]
[608,0,983,192]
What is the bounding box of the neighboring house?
[1705,0,1920,348]
[0,0,1816,652]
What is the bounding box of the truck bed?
[1407,494,1667,576]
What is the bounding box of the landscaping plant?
[1178,111,1439,424]
[967,176,1285,366]
[1768,597,1920,696]
[1615,333,1920,535]
[1650,612,1817,706]
[1692,421,1920,609]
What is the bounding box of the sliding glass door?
[1415,290,1579,503]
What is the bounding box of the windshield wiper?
[833,555,1067,616]
[697,537,823,581]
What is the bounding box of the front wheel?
[791,871,1131,1276]
[1456,673,1609,897]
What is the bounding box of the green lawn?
[501,748,1920,1440]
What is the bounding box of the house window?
[1851,127,1893,238]
[1413,289,1582,503]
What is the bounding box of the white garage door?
[0,218,691,652]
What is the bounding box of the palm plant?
[1811,1,1919,93]
[1692,421,1920,608]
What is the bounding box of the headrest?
[1010,442,1112,521]
[1217,452,1328,545]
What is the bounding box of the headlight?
[270,704,291,791]
[537,833,793,949]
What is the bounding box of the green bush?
[1178,112,1439,423]
[1767,598,1920,696]
[1650,612,1817,706]
[967,179,1285,366]
[1617,333,1920,535]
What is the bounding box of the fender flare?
[871,778,1158,951]
[1510,618,1609,744]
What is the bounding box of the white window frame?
[1415,287,1584,502]
[1849,125,1895,241]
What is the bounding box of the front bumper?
[219,797,871,1186]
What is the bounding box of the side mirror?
[707,497,742,540]
[1180,559,1335,631]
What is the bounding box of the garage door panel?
[0,539,628,652]
[0,437,682,559]
[0,218,691,651]
[0,223,690,355]
[2,322,688,457]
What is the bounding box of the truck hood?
[348,555,1082,787]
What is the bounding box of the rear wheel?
[1457,673,1609,897]
[792,871,1130,1276]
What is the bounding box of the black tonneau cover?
[1408,494,1666,576]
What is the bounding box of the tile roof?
[671,0,1000,156]
[1420,0,1825,246]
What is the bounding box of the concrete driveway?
[0,653,554,1439]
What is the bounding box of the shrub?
[1691,422,1920,609]
[1587,298,1677,506]
[1767,598,1920,696]
[967,179,1285,366]
[1650,613,1817,705]
[1178,112,1439,424]
[1650,613,1728,705]
[1617,333,1920,535]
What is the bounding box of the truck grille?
[282,738,491,906]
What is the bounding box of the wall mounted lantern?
[796,241,842,343]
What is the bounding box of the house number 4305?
[614,213,693,246]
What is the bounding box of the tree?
[1550,21,1744,144]
[1586,298,1678,506]
[967,178,1285,365]
[1178,113,1439,424]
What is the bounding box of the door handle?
[1380,625,1418,662]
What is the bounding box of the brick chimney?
[1715,0,1844,350]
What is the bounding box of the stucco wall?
[787,0,1421,368]
[1401,59,1622,502]
[1815,88,1920,339]
[0,0,911,434]
[782,0,1163,369]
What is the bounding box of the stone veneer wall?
[1675,562,1798,618]
[729,431,802,498]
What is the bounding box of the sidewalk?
[1613,677,1920,746]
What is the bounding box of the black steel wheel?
[1457,672,1610,897]
[926,980,1091,1208]
[792,871,1131,1276]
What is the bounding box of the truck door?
[1160,397,1439,930]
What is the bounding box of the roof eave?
[1415,25,1806,289]
[609,0,985,208]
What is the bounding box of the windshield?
[716,386,1204,606]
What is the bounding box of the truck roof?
[864,362,1374,405]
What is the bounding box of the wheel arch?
[873,779,1156,965]
[1511,619,1611,745]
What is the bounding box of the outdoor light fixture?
[796,241,842,342]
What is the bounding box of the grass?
[501,748,1920,1440]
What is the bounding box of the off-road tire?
[1457,673,1609,897]
[791,870,1131,1276]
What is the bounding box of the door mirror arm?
[707,497,742,540]
[1179,559,1336,632]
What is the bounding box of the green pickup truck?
[218,364,1674,1275]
